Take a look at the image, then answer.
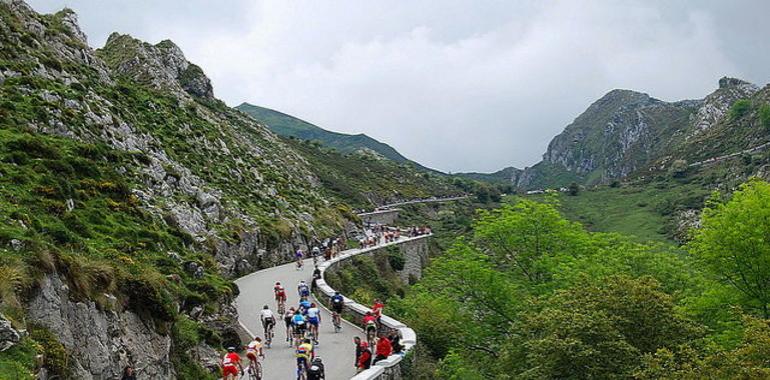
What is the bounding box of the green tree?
[729,99,752,120]
[473,199,589,283]
[690,179,770,317]
[759,104,770,130]
[513,276,702,379]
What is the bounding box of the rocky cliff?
[512,77,764,189]
[0,1,352,378]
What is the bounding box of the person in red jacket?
[372,332,392,364]
[371,299,384,325]
[356,341,372,372]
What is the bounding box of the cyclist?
[331,292,344,313]
[292,309,308,345]
[306,302,321,344]
[298,280,310,299]
[307,357,325,380]
[296,338,314,378]
[330,292,344,331]
[284,307,296,343]
[274,282,287,312]
[299,298,312,315]
[221,346,244,380]
[362,311,377,344]
[245,337,264,374]
[295,249,304,270]
[311,246,321,264]
[260,305,276,341]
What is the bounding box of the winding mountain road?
[234,196,464,379]
[235,255,360,379]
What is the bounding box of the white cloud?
[26,0,770,172]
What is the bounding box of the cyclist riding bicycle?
[298,280,310,298]
[284,307,296,343]
[221,346,244,380]
[296,338,314,377]
[330,292,344,314]
[274,282,287,301]
[362,311,377,341]
[299,298,312,315]
[307,357,325,380]
[260,305,276,336]
[311,246,321,259]
[245,337,264,371]
[292,310,308,344]
[306,302,321,343]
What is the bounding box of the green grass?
[285,138,462,209]
[236,102,432,170]
[523,160,766,244]
[0,338,38,380]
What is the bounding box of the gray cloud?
[27,0,770,172]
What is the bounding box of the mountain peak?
[97,34,214,99]
[719,76,754,89]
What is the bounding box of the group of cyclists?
[294,238,346,270]
[221,227,411,380]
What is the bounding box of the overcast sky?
[28,1,770,173]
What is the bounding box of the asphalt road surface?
[235,256,361,379]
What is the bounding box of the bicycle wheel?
[256,362,263,380]
[248,363,258,380]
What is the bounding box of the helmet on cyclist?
[365,311,372,316]
[227,346,236,352]
[334,291,340,295]
[360,341,369,348]
[310,303,316,307]
[303,338,311,344]
[255,336,262,342]
[263,305,269,309]
[275,281,281,286]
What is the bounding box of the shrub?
[760,104,770,130]
[729,99,752,120]
[669,159,688,178]
[172,315,201,351]
[122,270,176,322]
[28,325,70,379]
[387,247,406,271]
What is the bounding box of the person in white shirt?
[260,305,276,337]
[306,303,321,344]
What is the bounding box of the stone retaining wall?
[358,209,401,226]
[315,235,430,380]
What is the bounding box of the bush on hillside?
[729,99,752,120]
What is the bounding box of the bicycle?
[277,298,286,315]
[296,259,304,271]
[264,322,274,348]
[247,359,263,380]
[296,362,307,380]
[332,311,342,333]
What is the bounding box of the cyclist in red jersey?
[221,347,244,380]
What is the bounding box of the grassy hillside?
[454,166,520,184]
[286,138,462,209]
[236,103,434,171]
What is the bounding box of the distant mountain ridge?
[474,77,766,190]
[236,103,434,171]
